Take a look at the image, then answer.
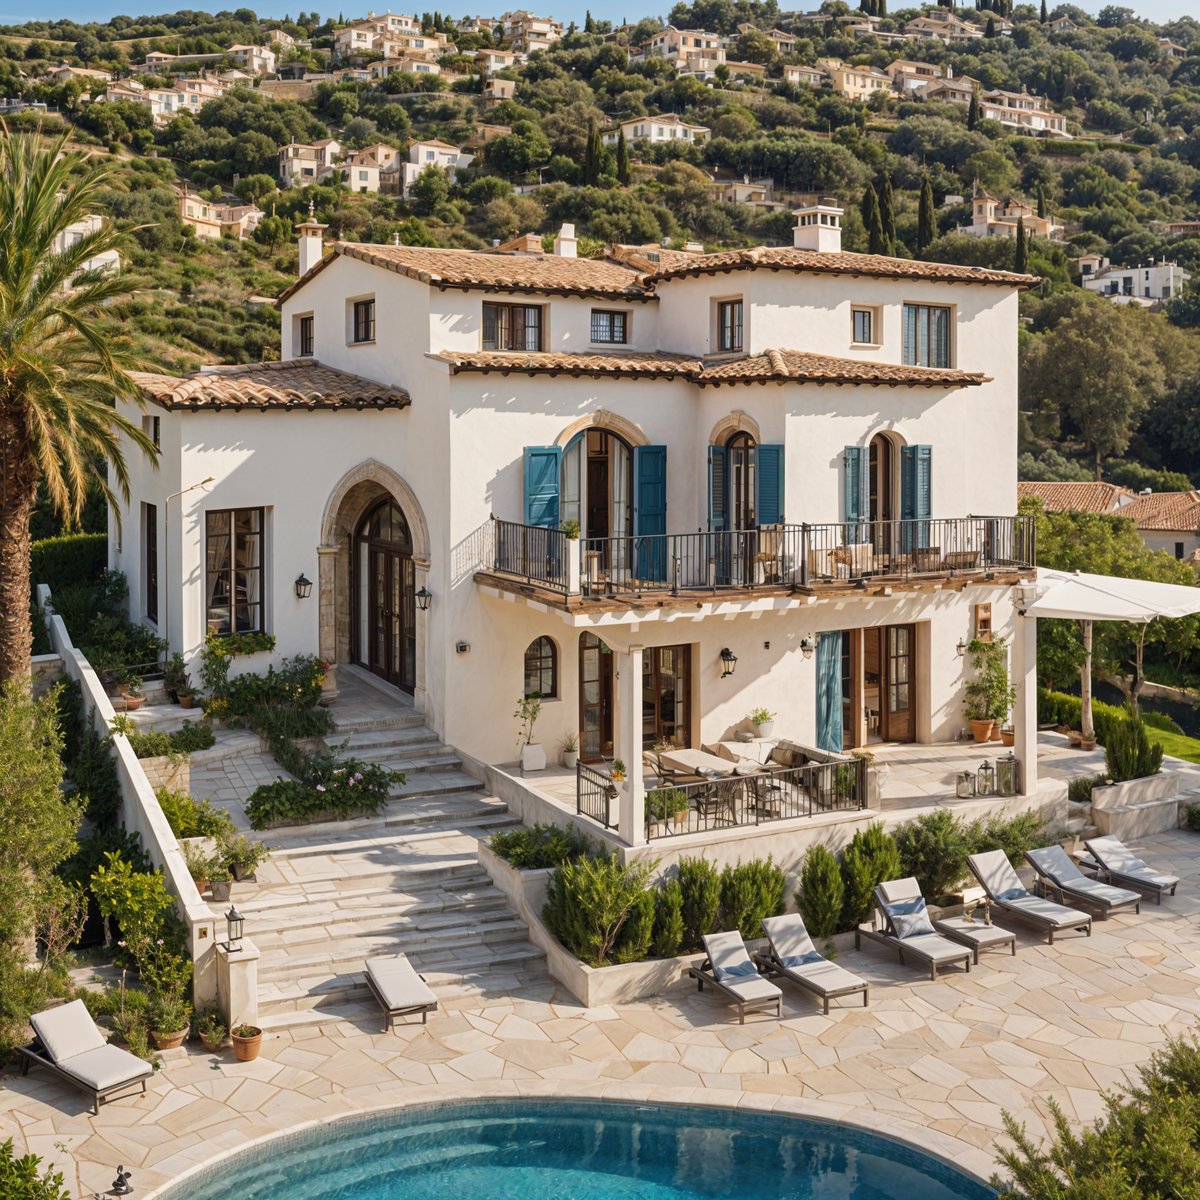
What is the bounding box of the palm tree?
[0,128,156,684]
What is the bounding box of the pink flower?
[316,784,326,793]
[117,940,126,948]
[157,938,165,946]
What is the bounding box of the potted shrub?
[182,842,216,895]
[197,1008,227,1053]
[149,996,192,1051]
[515,694,545,773]
[164,653,189,704]
[646,787,676,837]
[209,866,232,902]
[119,669,146,711]
[231,1023,263,1062]
[218,832,270,883]
[1000,726,1015,748]
[748,706,776,738]
[964,637,1015,744]
[560,731,579,770]
[560,518,581,540]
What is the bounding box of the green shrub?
[126,722,217,760]
[1140,710,1183,734]
[839,822,902,930]
[1037,688,1125,744]
[243,754,401,829]
[66,721,121,825]
[977,811,1046,868]
[651,878,684,958]
[155,787,235,840]
[612,888,655,964]
[0,1138,72,1200]
[1185,804,1200,833]
[31,532,107,596]
[1068,773,1107,805]
[894,810,976,900]
[718,857,787,940]
[678,856,721,951]
[490,822,591,869]
[168,723,217,754]
[89,850,174,944]
[542,853,657,967]
[1105,713,1164,783]
[797,845,843,940]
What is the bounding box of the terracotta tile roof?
[434,348,988,387]
[131,360,411,412]
[1017,481,1134,515]
[641,244,1041,287]
[1118,491,1200,532]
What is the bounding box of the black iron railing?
[576,761,619,829]
[491,516,568,591]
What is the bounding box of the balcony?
[477,514,1035,610]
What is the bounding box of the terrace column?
[1013,610,1038,797]
[617,645,645,846]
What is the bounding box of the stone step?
[337,745,461,773]
[237,865,496,913]
[331,709,427,734]
[330,726,447,753]
[255,799,512,850]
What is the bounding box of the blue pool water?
[161,1099,994,1200]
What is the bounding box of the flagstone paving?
[2,829,1199,1198]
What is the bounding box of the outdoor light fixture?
[955,770,977,799]
[224,906,245,953]
[294,573,313,600]
[799,636,817,660]
[996,752,1020,798]
[720,647,738,677]
[976,759,996,797]
[955,638,967,657]
[416,586,432,612]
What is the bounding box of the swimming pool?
[160,1098,993,1200]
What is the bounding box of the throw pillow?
[883,897,935,940]
[714,958,759,982]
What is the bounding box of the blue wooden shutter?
[523,446,561,528]
[634,444,667,582]
[901,444,932,550]
[844,445,867,543]
[816,632,844,753]
[756,445,785,526]
[707,445,726,532]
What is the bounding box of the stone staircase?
[243,699,545,1033]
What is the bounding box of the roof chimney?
[792,198,843,253]
[553,222,577,258]
[295,201,328,278]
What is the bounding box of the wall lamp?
[294,573,313,599]
[799,636,817,660]
[719,647,738,677]
[416,586,432,612]
[955,638,967,658]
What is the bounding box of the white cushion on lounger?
[365,954,437,1010]
[702,932,781,1000]
[762,914,817,961]
[1001,894,1087,926]
[895,933,971,963]
[969,850,1025,899]
[761,916,864,993]
[30,1000,105,1063]
[722,974,784,1003]
[59,1045,151,1091]
[1086,837,1179,888]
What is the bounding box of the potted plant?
[119,668,146,711]
[560,731,579,770]
[149,996,192,1051]
[182,842,216,895]
[177,686,197,709]
[164,653,189,704]
[1000,726,1015,748]
[610,758,626,784]
[963,637,1015,744]
[748,706,776,738]
[1080,734,1097,751]
[560,518,581,540]
[197,1008,228,1053]
[645,787,677,836]
[209,865,233,902]
[218,832,271,883]
[231,1023,263,1062]
[515,694,545,773]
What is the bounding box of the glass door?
[579,633,613,762]
[883,624,914,742]
[642,646,690,749]
[356,500,416,694]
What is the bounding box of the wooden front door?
[579,633,614,763]
[357,501,416,694]
[883,623,915,742]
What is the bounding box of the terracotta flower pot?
[1080,737,1097,751]
[178,693,196,709]
[969,719,995,744]
[1000,729,1015,747]
[152,1028,188,1051]
[122,694,146,711]
[200,1033,226,1053]
[1067,730,1083,747]
[231,1027,263,1062]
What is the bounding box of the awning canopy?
[1022,567,1200,624]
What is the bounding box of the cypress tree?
[1040,0,1048,22]
[1014,216,1028,274]
[1037,185,1047,219]
[583,120,602,186]
[877,0,886,17]
[862,185,886,255]
[584,9,595,31]
[615,128,630,185]
[985,15,996,36]
[968,87,980,129]
[878,171,896,251]
[917,172,936,253]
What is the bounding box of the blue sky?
[0,0,1192,34]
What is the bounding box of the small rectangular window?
[902,303,952,368]
[142,414,160,448]
[482,302,543,351]
[352,298,375,343]
[590,309,628,344]
[852,307,874,345]
[1176,542,1185,560]
[298,314,314,357]
[717,299,743,353]
[143,502,158,624]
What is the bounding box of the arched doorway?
[355,499,416,693]
[725,431,757,531]
[562,428,633,582]
[868,431,897,551]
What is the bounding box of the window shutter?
[755,445,785,526]
[634,445,667,582]
[843,445,866,542]
[707,444,727,532]
[523,446,562,528]
[901,444,932,550]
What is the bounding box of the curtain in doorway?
[816,631,844,753]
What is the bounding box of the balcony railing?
[488,515,1033,600]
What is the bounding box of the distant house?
[602,114,710,147]
[46,62,112,85]
[178,189,263,240]
[1018,481,1134,516]
[1119,492,1200,560]
[903,12,981,42]
[263,27,297,47]
[819,59,892,101]
[484,77,516,105]
[1043,14,1077,32]
[227,44,277,75]
[367,56,442,79]
[885,59,944,93]
[1079,257,1191,305]
[1167,219,1200,237]
[959,188,1063,241]
[712,175,786,211]
[735,23,796,55]
[1158,37,1187,59]
[278,138,343,188]
[475,48,523,74]
[397,138,473,195]
[784,63,827,87]
[920,76,1067,137]
[499,9,563,52]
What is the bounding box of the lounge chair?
[757,914,869,1014]
[1025,845,1141,918]
[17,999,153,1114]
[854,878,972,981]
[687,930,783,1024]
[967,849,1092,944]
[1084,835,1180,905]
[364,954,439,1032]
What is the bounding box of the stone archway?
[318,460,431,701]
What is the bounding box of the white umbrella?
[1023,568,1200,623]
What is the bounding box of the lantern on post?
[976,759,996,797]
[996,752,1020,798]
[224,906,245,953]
[955,770,977,799]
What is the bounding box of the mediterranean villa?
[109,200,1044,850]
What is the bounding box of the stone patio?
[3,829,1200,1198]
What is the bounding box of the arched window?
[524,636,557,699]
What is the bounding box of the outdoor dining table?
[658,748,737,777]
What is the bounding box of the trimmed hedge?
[31,533,107,596]
[1037,688,1126,745]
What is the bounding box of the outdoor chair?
[854,878,972,981]
[364,953,439,1032]
[1025,845,1141,918]
[967,849,1092,944]
[1083,835,1179,904]
[694,776,740,826]
[757,914,869,1014]
[17,999,153,1114]
[687,930,783,1024]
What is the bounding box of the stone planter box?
[1091,770,1184,838]
[1091,771,1181,811]
[142,754,190,793]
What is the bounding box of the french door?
[642,646,690,750]
[579,633,614,763]
[357,501,416,694]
